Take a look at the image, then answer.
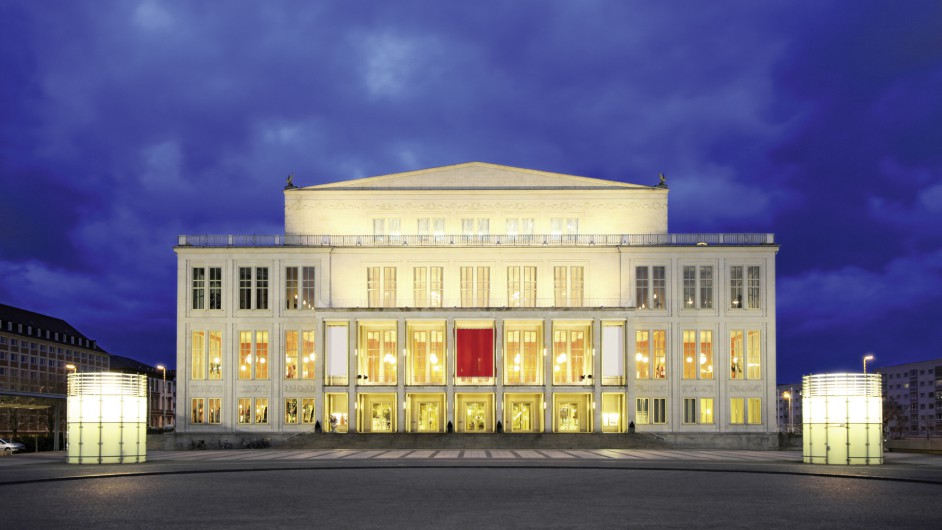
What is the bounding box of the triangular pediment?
[304,162,653,190]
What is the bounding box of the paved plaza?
[2,449,941,528]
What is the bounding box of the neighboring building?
[174,162,778,440]
[109,355,177,431]
[0,303,110,443]
[876,359,942,437]
[776,382,802,433]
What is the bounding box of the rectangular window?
[462,218,490,236]
[601,323,625,385]
[683,398,697,424]
[460,266,490,307]
[414,267,443,307]
[553,266,584,307]
[358,325,397,385]
[192,268,205,309]
[239,267,252,310]
[747,398,762,424]
[636,398,650,424]
[507,266,537,307]
[601,393,625,433]
[635,330,650,380]
[731,266,761,309]
[301,398,316,424]
[384,267,397,307]
[209,267,222,310]
[256,267,269,309]
[208,398,221,424]
[653,398,667,424]
[367,267,397,308]
[456,327,495,384]
[285,266,315,310]
[700,398,714,424]
[504,325,542,385]
[191,331,206,380]
[208,331,222,379]
[191,398,205,424]
[553,325,591,385]
[373,218,401,236]
[255,398,269,424]
[747,266,760,309]
[636,266,666,309]
[325,323,349,386]
[285,398,299,424]
[683,330,713,380]
[730,398,745,424]
[238,331,269,380]
[408,325,446,385]
[730,330,761,380]
[285,330,298,379]
[683,265,713,309]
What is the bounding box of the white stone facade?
[175,163,778,436]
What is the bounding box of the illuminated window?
[238,331,269,380]
[191,267,221,310]
[507,266,537,307]
[682,330,713,380]
[301,398,316,424]
[730,265,761,309]
[367,267,397,308]
[325,393,348,432]
[237,398,252,424]
[682,265,713,309]
[553,393,592,433]
[285,398,299,424]
[358,324,397,385]
[554,266,584,307]
[191,398,205,424]
[255,398,269,424]
[239,267,270,310]
[207,398,220,424]
[505,218,534,236]
[747,398,762,424]
[730,398,745,424]
[601,393,625,433]
[372,218,401,236]
[553,325,591,385]
[730,330,761,380]
[700,398,714,424]
[504,393,543,433]
[285,330,315,380]
[413,267,443,307]
[636,398,650,425]
[456,393,494,433]
[191,331,205,380]
[550,217,578,236]
[357,393,396,433]
[406,393,445,433]
[461,218,490,236]
[285,266,316,310]
[635,266,666,309]
[504,323,542,385]
[460,266,490,307]
[408,324,445,385]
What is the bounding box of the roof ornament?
[657,172,668,188]
[285,173,297,189]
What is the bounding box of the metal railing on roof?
[176,233,775,248]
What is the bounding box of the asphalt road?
[2,451,941,529]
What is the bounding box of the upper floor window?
[554,266,584,307]
[192,267,222,310]
[635,266,666,310]
[635,329,667,380]
[505,218,534,236]
[683,330,713,380]
[367,267,397,308]
[460,266,490,307]
[507,266,537,308]
[504,324,542,385]
[239,267,269,310]
[373,218,401,236]
[550,218,578,236]
[730,330,761,380]
[417,218,445,236]
[461,218,490,236]
[553,325,591,385]
[286,266,315,310]
[730,265,761,309]
[191,330,222,380]
[239,331,269,380]
[682,265,713,309]
[285,330,315,379]
[357,325,397,385]
[414,267,443,307]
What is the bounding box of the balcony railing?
[177,233,775,248]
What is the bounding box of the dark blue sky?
[2,1,940,383]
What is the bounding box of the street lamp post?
[157,364,166,431]
[862,354,874,374]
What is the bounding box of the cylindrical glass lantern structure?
[802,373,882,465]
[67,372,148,464]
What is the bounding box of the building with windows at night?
[174,162,778,444]
[876,359,942,438]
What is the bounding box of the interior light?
[635,353,643,361]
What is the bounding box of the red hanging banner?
[456,328,494,377]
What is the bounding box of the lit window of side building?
[174,162,779,442]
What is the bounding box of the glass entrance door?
[512,402,532,431]
[417,402,440,432]
[465,401,487,432]
[558,402,580,432]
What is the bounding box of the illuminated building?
[876,359,942,437]
[0,303,110,446]
[174,162,778,442]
